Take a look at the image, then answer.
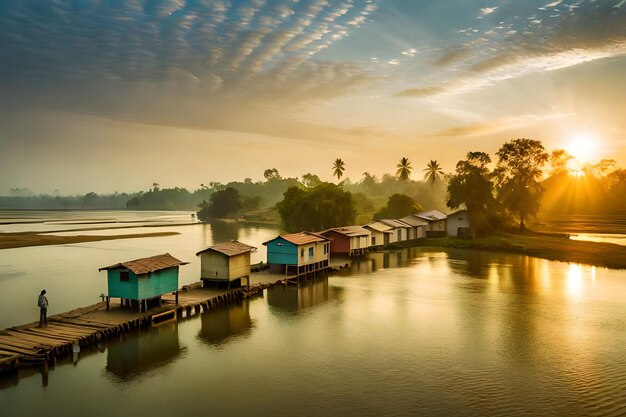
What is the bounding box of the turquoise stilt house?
[99,253,188,312]
[262,232,330,276]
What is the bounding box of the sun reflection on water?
[567,264,584,298]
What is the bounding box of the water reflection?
[198,301,253,347]
[267,277,329,312]
[208,220,240,243]
[106,321,183,382]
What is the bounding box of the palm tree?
[424,160,444,185]
[396,157,412,181]
[332,158,346,180]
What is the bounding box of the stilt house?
[263,232,330,276]
[99,253,188,312]
[196,240,256,288]
[321,226,371,256]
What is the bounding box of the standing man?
[38,289,48,327]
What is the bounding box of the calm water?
[0,210,278,328]
[2,211,626,416]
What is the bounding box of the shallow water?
[2,211,626,416]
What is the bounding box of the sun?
[564,132,599,164]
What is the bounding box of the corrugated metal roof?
[415,210,448,221]
[379,219,411,228]
[363,221,394,233]
[322,226,371,237]
[263,232,329,246]
[196,240,257,257]
[99,253,188,275]
[399,215,430,227]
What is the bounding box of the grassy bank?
[389,233,626,270]
[0,231,180,250]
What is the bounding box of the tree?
[301,173,322,188]
[495,139,548,229]
[549,149,573,175]
[373,194,422,220]
[197,187,242,221]
[396,157,412,181]
[263,168,282,181]
[424,160,444,185]
[277,183,356,232]
[332,158,346,180]
[447,151,497,237]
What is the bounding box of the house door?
[384,234,390,245]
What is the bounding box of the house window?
[119,269,129,282]
[324,243,328,254]
[372,236,376,245]
[397,230,401,240]
[301,248,304,258]
[309,247,314,257]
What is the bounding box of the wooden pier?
[0,285,250,375]
[0,265,332,376]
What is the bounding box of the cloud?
[0,0,380,143]
[396,86,449,98]
[430,113,576,138]
[400,1,626,98]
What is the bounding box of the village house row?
[99,210,468,311]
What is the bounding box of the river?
[1,211,626,416]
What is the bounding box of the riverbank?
[0,231,180,250]
[390,233,626,270]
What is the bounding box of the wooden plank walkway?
[0,285,247,374]
[0,265,331,376]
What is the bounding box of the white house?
[446,209,470,237]
[363,221,394,246]
[399,215,429,239]
[378,219,411,242]
[415,210,448,237]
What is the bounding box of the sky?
[0,0,625,194]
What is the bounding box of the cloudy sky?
[0,0,625,194]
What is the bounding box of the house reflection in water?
[368,251,410,271]
[198,301,253,347]
[267,277,329,312]
[106,321,183,382]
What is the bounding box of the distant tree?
[396,157,412,181]
[242,195,262,211]
[82,192,99,206]
[424,160,444,186]
[592,159,617,177]
[447,151,497,237]
[197,187,242,221]
[277,183,356,232]
[549,149,573,175]
[332,158,346,180]
[264,168,282,181]
[301,173,322,188]
[495,139,548,230]
[152,182,160,192]
[373,194,422,220]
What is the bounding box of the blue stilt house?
[99,253,188,312]
[262,232,330,276]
